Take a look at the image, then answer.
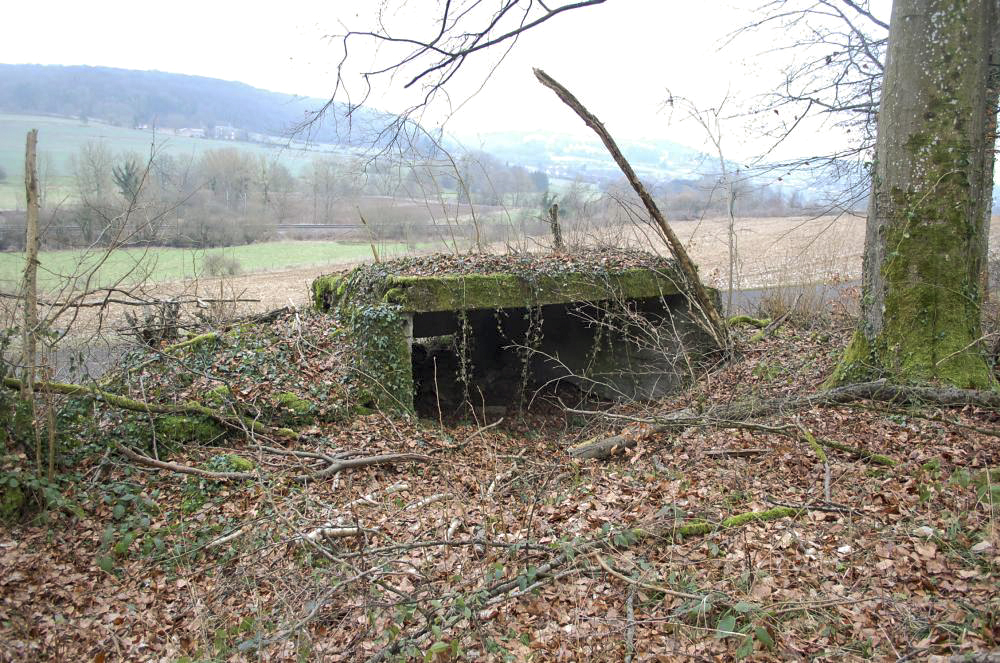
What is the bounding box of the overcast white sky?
[0,0,891,161]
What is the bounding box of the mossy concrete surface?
[314,267,682,314]
[312,254,704,413]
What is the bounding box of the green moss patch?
[155,415,225,444]
[0,482,24,523]
[271,391,317,426]
[313,252,683,315]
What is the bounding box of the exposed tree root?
[2,376,297,440]
[570,380,997,460]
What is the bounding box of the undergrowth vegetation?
[0,287,997,661]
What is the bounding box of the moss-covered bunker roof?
[314,249,684,313]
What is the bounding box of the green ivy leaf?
[754,626,775,649]
[735,635,755,658]
[716,614,737,638]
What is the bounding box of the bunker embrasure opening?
[312,250,716,415]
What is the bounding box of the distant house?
[176,128,206,138]
[213,124,247,141]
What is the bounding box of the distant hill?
[0,64,387,146]
[462,131,717,183]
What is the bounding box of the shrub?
[203,253,242,277]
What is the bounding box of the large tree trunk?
[830,0,1000,388]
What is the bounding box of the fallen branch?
[660,506,800,539]
[749,294,801,343]
[815,437,896,466]
[224,306,293,328]
[205,526,250,550]
[0,290,259,309]
[344,482,410,510]
[569,380,993,460]
[404,492,451,510]
[593,553,724,604]
[301,526,365,543]
[728,315,771,328]
[798,427,828,463]
[433,417,505,454]
[2,376,297,440]
[366,504,800,662]
[114,442,254,480]
[704,448,768,458]
[298,453,432,481]
[164,332,219,353]
[764,497,862,516]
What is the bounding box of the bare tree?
[728,0,889,206]
[311,0,607,145]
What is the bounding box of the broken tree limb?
[662,506,800,539]
[727,315,771,328]
[114,441,255,480]
[568,379,987,460]
[297,453,432,481]
[163,332,219,353]
[533,68,729,349]
[815,437,896,466]
[1,376,298,440]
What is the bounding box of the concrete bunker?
[313,252,715,414]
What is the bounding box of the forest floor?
[0,286,997,662]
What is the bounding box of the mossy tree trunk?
[830,0,1000,388]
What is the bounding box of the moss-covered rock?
[272,391,316,426]
[204,385,231,407]
[155,415,225,444]
[219,454,254,472]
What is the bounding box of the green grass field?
[0,240,406,292]
[0,114,353,209]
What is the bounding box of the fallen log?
[163,332,219,353]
